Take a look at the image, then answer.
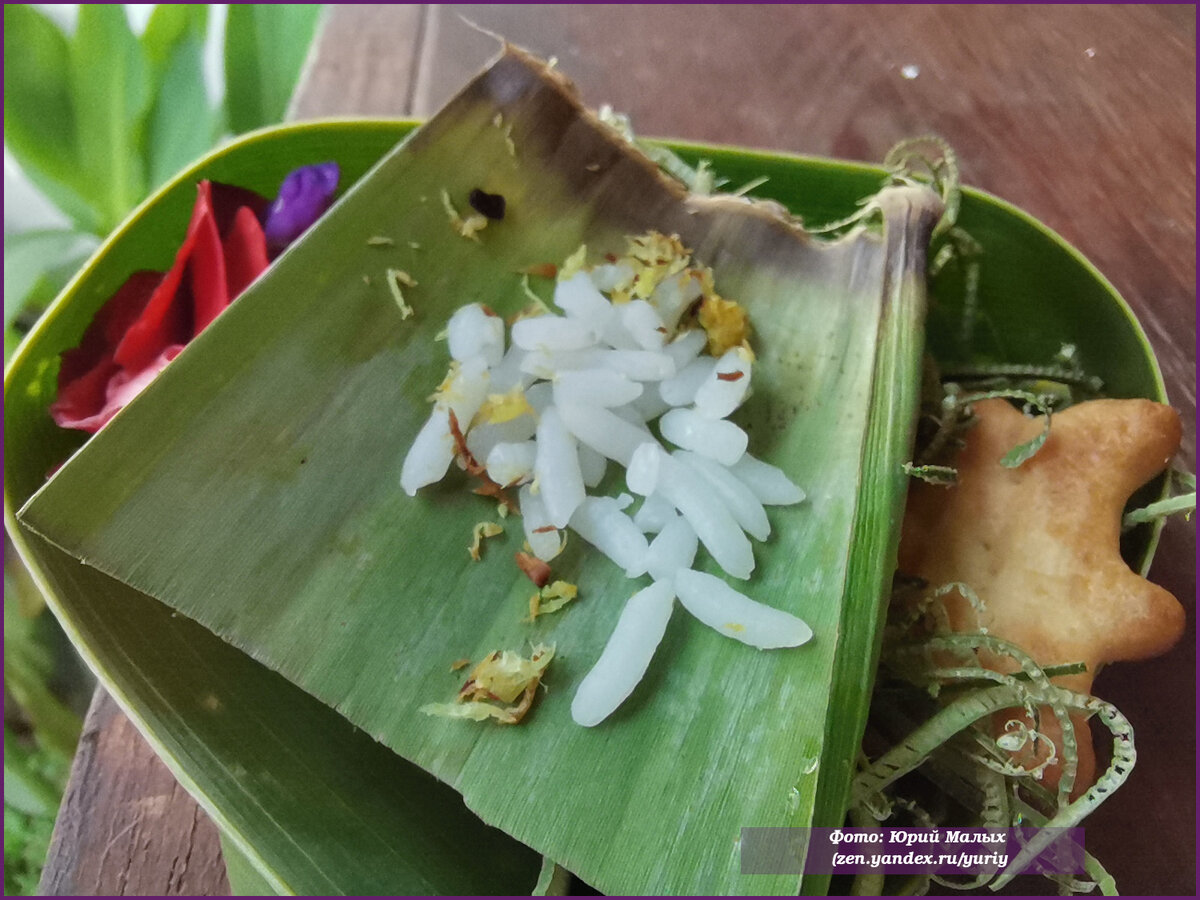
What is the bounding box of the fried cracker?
[899,397,1184,791]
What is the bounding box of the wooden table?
[41,5,1195,895]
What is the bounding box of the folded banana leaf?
[5,49,1166,896]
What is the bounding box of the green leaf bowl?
[3,119,1170,895]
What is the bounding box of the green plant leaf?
[18,50,941,895]
[144,35,217,191]
[139,3,215,191]
[140,3,209,78]
[4,230,98,325]
[3,728,65,817]
[70,5,150,233]
[2,578,84,761]
[1,5,96,230]
[224,4,324,133]
[4,230,99,363]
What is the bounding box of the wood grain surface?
[38,690,229,895]
[41,4,1194,895]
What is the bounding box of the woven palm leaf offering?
[6,48,1190,895]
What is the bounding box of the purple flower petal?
[263,162,340,256]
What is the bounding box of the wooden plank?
[38,690,230,896]
[289,4,427,119]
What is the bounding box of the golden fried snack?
[898,397,1184,793]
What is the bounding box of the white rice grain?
[400,407,455,496]
[692,346,753,419]
[447,303,504,367]
[661,328,707,370]
[485,440,537,487]
[570,580,675,726]
[595,348,676,382]
[578,443,607,488]
[647,515,698,581]
[557,401,655,468]
[618,299,667,350]
[674,569,812,649]
[512,316,598,352]
[652,446,755,579]
[632,492,676,534]
[465,414,537,463]
[674,450,770,541]
[625,441,662,496]
[568,497,649,577]
[658,407,748,466]
[556,270,615,330]
[587,262,635,293]
[519,346,605,379]
[729,453,806,505]
[552,368,643,408]
[534,406,586,528]
[438,355,491,426]
[519,484,563,561]
[659,357,717,407]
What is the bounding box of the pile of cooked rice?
[402,234,812,726]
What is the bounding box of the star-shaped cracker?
[898,397,1184,789]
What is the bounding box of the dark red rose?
[50,181,269,432]
[50,163,339,433]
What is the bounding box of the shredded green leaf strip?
[1122,491,1196,530]
[858,569,1137,895]
[956,388,1053,467]
[901,462,957,485]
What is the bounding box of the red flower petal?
[222,206,270,300]
[104,345,186,414]
[52,178,277,435]
[49,354,121,432]
[187,192,230,336]
[56,271,162,388]
[209,182,269,234]
[113,182,217,371]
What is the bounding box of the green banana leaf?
[4,117,543,896]
[17,49,941,895]
[5,50,1167,896]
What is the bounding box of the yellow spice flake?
[420,644,555,725]
[698,295,751,356]
[557,244,589,281]
[626,231,691,300]
[468,521,504,561]
[526,580,579,622]
[426,360,461,404]
[440,188,488,242]
[472,387,534,429]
